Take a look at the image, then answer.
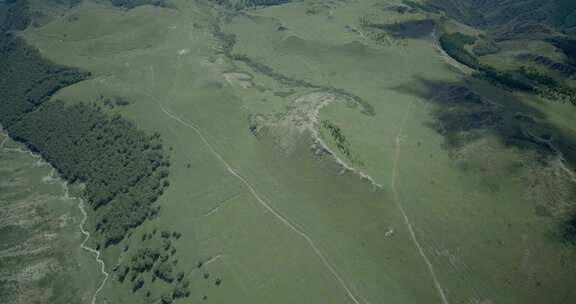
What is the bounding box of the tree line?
[0,1,170,247]
[109,0,169,9]
[210,0,290,10]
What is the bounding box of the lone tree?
[154,261,174,283]
[176,271,185,282]
[160,293,173,304]
[132,277,144,292]
[117,265,130,282]
[172,285,191,299]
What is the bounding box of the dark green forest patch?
[110,0,170,9]
[321,120,357,163]
[474,68,535,92]
[563,215,576,244]
[438,32,524,90]
[209,0,290,10]
[439,32,480,69]
[9,101,169,246]
[438,32,576,104]
[517,53,576,76]
[377,19,436,39]
[0,35,89,126]
[474,65,576,105]
[548,37,576,64]
[0,22,169,246]
[0,1,86,126]
[0,0,30,33]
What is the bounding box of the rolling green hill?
[2,0,576,304]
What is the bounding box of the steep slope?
[420,0,576,34]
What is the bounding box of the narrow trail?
[0,132,9,150]
[0,127,109,304]
[135,88,363,304]
[390,102,450,304]
[76,195,110,304]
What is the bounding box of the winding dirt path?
[76,196,109,304]
[133,88,363,304]
[390,102,450,304]
[0,127,109,304]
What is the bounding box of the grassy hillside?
[2,0,576,303]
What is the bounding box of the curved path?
[133,87,363,304]
[389,102,450,304]
[0,127,109,304]
[77,196,110,304]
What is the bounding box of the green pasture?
[13,0,576,303]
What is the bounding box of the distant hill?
[415,0,576,35]
[209,0,290,10]
[110,0,169,9]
